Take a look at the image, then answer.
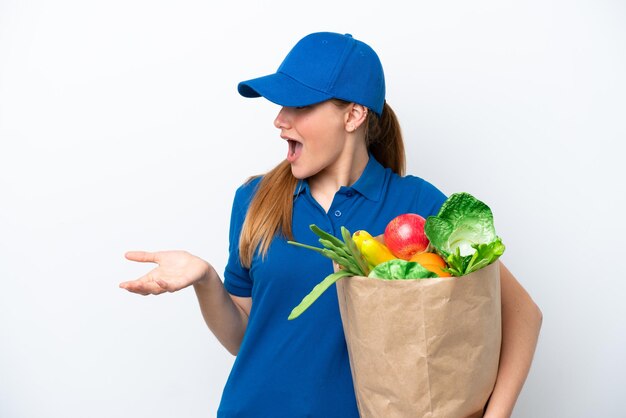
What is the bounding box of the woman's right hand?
[119,250,211,295]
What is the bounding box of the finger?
[156,279,175,293]
[125,251,157,263]
[119,280,166,296]
[120,269,163,294]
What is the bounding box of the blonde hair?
[239,101,405,267]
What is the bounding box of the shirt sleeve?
[411,176,448,217]
[223,180,258,297]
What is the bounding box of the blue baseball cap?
[238,32,386,116]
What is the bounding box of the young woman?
[120,32,542,418]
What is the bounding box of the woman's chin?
[289,163,314,180]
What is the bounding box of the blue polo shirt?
[218,156,447,418]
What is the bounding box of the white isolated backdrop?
[1,0,624,417]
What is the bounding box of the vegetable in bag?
[287,192,505,319]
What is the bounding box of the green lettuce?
[368,259,438,280]
[424,192,505,276]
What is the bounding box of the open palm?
[119,250,209,295]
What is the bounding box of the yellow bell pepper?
[360,238,397,267]
[352,229,397,268]
[352,230,374,252]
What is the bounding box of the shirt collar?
[292,154,386,201]
[349,154,385,201]
[293,178,308,197]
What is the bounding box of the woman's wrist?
[193,259,217,288]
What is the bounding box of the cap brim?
[238,72,333,108]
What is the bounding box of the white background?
[1,0,625,417]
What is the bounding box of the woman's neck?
[308,146,369,213]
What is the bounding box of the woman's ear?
[345,103,368,133]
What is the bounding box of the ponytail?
[366,101,406,176]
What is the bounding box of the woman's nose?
[274,107,289,129]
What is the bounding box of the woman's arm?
[119,250,250,355]
[483,262,543,418]
[192,266,251,355]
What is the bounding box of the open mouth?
[287,139,303,163]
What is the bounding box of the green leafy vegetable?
[424,192,505,276]
[368,259,438,280]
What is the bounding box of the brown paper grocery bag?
[336,261,501,418]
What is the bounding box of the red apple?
[384,213,430,260]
